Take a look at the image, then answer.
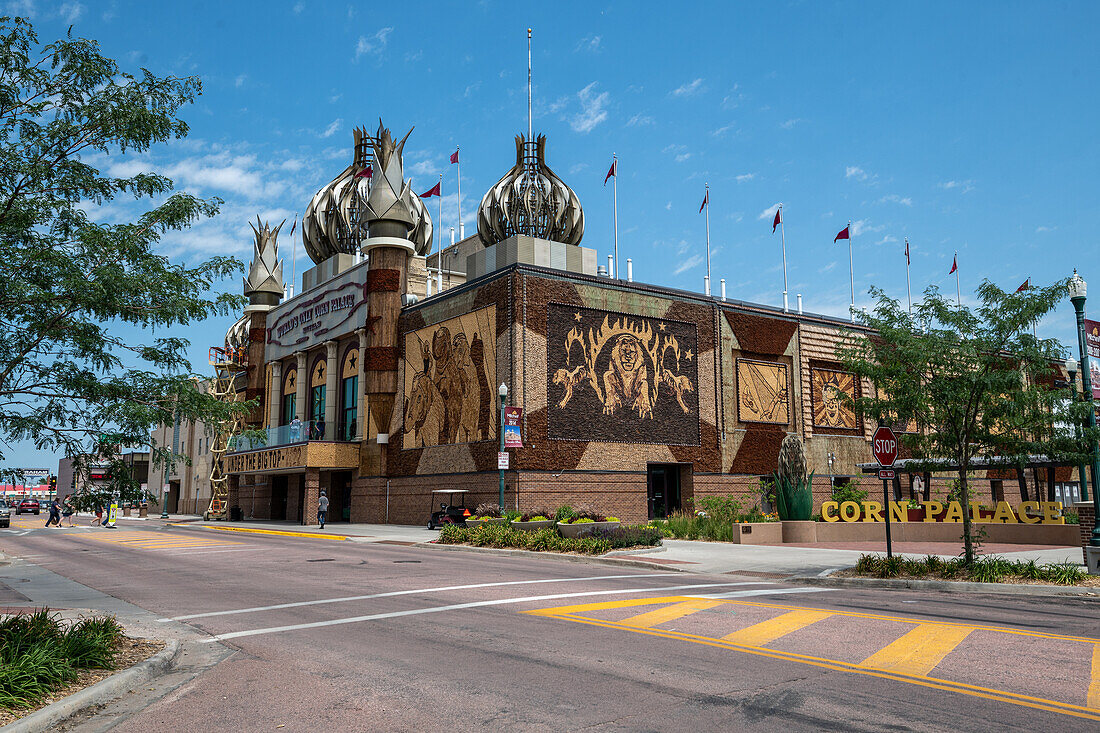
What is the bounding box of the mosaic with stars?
[547,303,700,444]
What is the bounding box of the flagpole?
[456,146,463,240]
[905,237,912,314]
[848,218,854,322]
[437,173,443,292]
[291,214,298,298]
[704,182,711,296]
[612,153,619,279]
[527,28,533,142]
[955,250,961,306]
[779,203,788,312]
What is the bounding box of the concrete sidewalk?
[166,518,1085,577]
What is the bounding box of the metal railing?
[230,421,358,452]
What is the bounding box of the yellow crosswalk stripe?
[861,623,974,677]
[1089,643,1100,710]
[526,596,689,617]
[722,609,834,647]
[619,599,726,628]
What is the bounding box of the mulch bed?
[0,637,165,726]
[834,568,1100,588]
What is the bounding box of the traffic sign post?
[872,425,899,559]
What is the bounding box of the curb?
[789,574,1100,598]
[413,542,686,572]
[179,524,349,541]
[1,640,181,733]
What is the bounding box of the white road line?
[198,582,771,642]
[166,573,686,622]
[686,587,832,600]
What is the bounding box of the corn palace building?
[204,122,1084,526]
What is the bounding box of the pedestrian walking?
[317,490,329,529]
[92,504,103,527]
[61,497,75,527]
[44,498,61,527]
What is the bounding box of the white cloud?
[779,118,802,130]
[626,113,654,127]
[822,261,837,272]
[735,173,754,183]
[675,152,691,163]
[5,1,36,18]
[575,35,601,52]
[662,143,686,155]
[671,78,704,97]
[320,118,342,138]
[329,93,342,103]
[846,165,869,181]
[355,27,394,60]
[711,123,735,137]
[665,201,672,211]
[1036,225,1055,233]
[878,194,912,206]
[293,1,304,12]
[674,253,704,275]
[59,2,83,22]
[938,179,974,192]
[757,203,780,220]
[234,74,247,89]
[875,235,898,245]
[849,219,884,237]
[463,82,481,98]
[409,159,438,177]
[569,82,609,133]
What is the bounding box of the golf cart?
[427,490,471,530]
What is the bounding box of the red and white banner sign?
[1085,318,1100,400]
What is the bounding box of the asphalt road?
[1,518,1098,732]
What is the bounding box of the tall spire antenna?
[527,28,533,141]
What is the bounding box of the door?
[271,475,288,520]
[647,464,683,519]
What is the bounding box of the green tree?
[0,17,249,502]
[837,280,1095,564]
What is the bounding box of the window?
[340,347,359,441]
[309,358,326,440]
[281,366,298,426]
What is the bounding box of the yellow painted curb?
[193,525,348,541]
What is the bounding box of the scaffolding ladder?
[206,345,248,520]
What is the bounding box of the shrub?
[831,484,869,505]
[472,503,503,519]
[0,610,122,711]
[436,523,618,555]
[697,496,743,525]
[1042,562,1084,585]
[517,509,553,522]
[593,525,662,549]
[1063,510,1079,525]
[554,505,577,523]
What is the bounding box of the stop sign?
[872,426,898,467]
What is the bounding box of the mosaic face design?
[547,304,699,445]
[401,306,496,449]
[811,367,858,430]
[736,359,789,425]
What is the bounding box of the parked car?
[15,499,40,515]
[0,500,10,528]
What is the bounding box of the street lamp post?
[1068,270,1100,547]
[1066,359,1089,503]
[498,382,508,507]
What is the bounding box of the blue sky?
[8,1,1100,469]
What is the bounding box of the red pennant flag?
[949,255,958,275]
[604,159,616,185]
[772,207,781,234]
[289,214,297,237]
[905,240,909,265]
[355,165,373,179]
[834,226,850,243]
[1016,278,1030,292]
[450,149,459,165]
[699,190,708,213]
[419,182,441,198]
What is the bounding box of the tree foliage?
[837,280,1096,563]
[0,17,250,499]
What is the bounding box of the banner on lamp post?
[503,406,523,448]
[1086,319,1100,400]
